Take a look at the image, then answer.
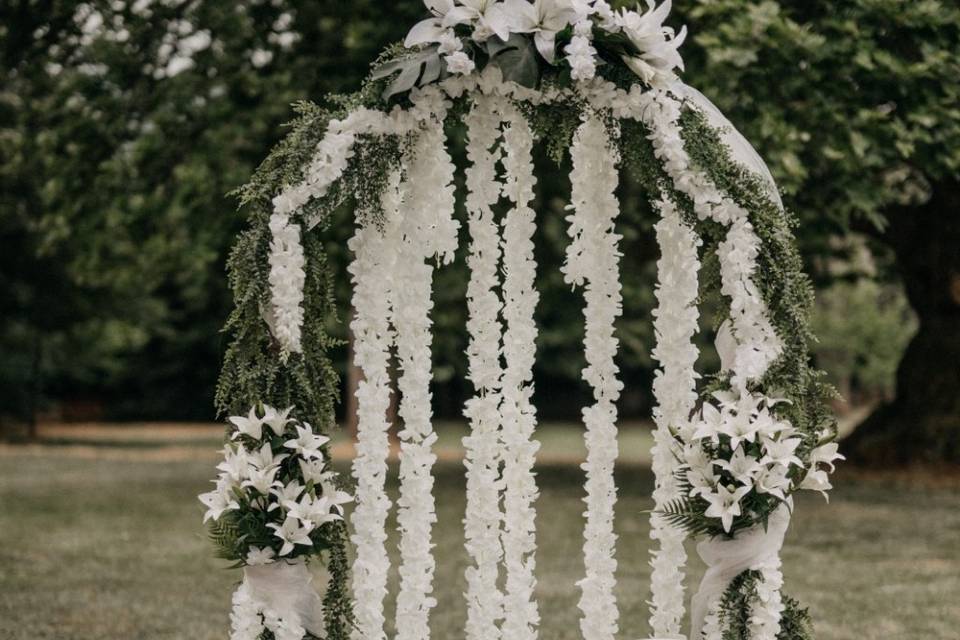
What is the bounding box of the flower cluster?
[680,391,842,533]
[402,0,685,87]
[199,404,351,563]
[564,114,623,640]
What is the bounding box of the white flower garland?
[647,195,701,637]
[266,212,306,358]
[266,87,453,357]
[347,170,402,640]
[391,118,459,640]
[499,104,541,640]
[635,87,796,639]
[635,88,783,387]
[462,93,507,640]
[748,559,785,640]
[563,113,623,640]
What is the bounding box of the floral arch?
[199,2,843,640]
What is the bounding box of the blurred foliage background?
[2,0,957,464]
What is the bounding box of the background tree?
[4,0,954,468]
[676,0,960,464]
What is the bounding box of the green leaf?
[486,34,540,89]
[370,46,444,100]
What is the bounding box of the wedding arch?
[199,2,843,640]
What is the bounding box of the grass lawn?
[0,424,958,639]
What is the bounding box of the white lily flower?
[248,442,288,470]
[260,404,293,437]
[755,464,791,500]
[284,494,342,530]
[800,468,833,500]
[283,424,330,460]
[686,462,718,498]
[753,406,793,441]
[307,495,345,525]
[245,546,276,566]
[617,0,686,85]
[269,479,305,511]
[761,436,803,469]
[703,483,751,532]
[229,407,266,440]
[809,441,845,472]
[717,408,759,451]
[316,474,354,515]
[216,445,249,483]
[199,480,239,523]
[503,0,576,62]
[444,0,511,42]
[715,446,762,486]
[691,402,724,443]
[267,516,314,556]
[242,464,282,495]
[298,457,328,485]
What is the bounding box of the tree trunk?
[844,178,960,465]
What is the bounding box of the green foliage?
[681,0,960,230]
[678,105,839,456]
[714,571,815,640]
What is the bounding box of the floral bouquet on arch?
[199,404,352,640]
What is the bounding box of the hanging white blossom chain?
[647,195,701,637]
[462,93,507,640]
[563,113,623,640]
[498,104,542,640]
[392,121,459,640]
[266,212,306,359]
[347,170,403,640]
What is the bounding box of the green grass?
[1,432,958,639]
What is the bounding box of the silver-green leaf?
[486,34,540,89]
[370,47,444,100]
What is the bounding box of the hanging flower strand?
[647,195,701,637]
[563,113,623,640]
[346,170,403,640]
[499,104,542,640]
[391,115,459,640]
[462,93,508,640]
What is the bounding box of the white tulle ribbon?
[673,84,782,210]
[647,195,701,637]
[690,502,792,640]
[462,93,507,640]
[230,559,324,640]
[499,103,542,640]
[564,113,623,640]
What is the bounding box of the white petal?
[483,5,513,40]
[425,0,455,15]
[443,6,479,27]
[534,30,557,62]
